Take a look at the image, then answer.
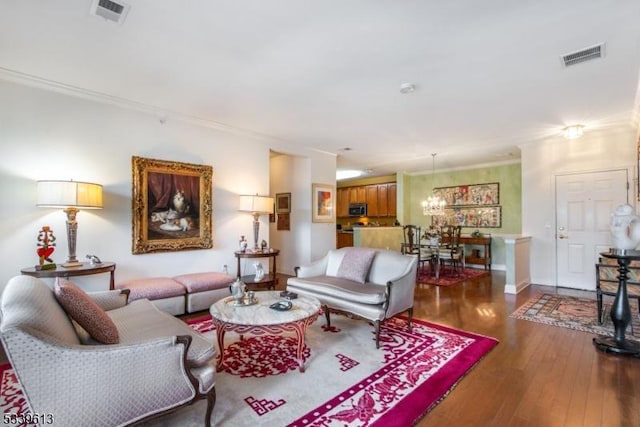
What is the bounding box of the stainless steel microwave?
[348,203,367,217]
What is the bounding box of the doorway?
[555,169,629,290]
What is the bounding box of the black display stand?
[593,250,640,357]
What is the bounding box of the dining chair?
[402,225,426,269]
[438,225,464,275]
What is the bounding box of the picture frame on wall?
[431,206,502,228]
[433,182,499,207]
[276,192,291,213]
[312,183,335,223]
[131,156,213,254]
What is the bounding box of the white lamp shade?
[37,180,103,209]
[238,194,274,214]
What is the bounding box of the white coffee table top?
[210,291,320,326]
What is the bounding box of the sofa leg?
[407,307,413,330]
[374,320,381,349]
[322,304,331,328]
[204,387,216,427]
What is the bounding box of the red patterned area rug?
[1,314,498,426]
[417,265,490,286]
[510,292,640,338]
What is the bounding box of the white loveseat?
[0,275,217,427]
[286,247,418,348]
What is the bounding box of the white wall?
[521,128,637,287]
[269,151,337,275]
[0,80,335,291]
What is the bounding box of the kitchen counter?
[353,226,404,251]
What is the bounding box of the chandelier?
[422,153,446,216]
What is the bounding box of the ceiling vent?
[90,0,130,24]
[561,43,605,67]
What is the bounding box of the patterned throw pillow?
[53,278,119,344]
[336,248,377,284]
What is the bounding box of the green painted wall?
[403,162,522,267]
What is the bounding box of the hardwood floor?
[3,271,639,426]
[412,270,640,427]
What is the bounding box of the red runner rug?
[1,314,498,426]
[417,265,490,286]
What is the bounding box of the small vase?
[239,235,248,252]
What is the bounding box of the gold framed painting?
[132,156,213,254]
[312,183,335,223]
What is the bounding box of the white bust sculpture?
[610,204,640,250]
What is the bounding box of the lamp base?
[62,260,82,268]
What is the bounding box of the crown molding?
[0,66,283,144]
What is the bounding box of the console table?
[21,262,116,290]
[234,249,280,290]
[593,250,640,357]
[461,236,491,270]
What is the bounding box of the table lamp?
[239,194,274,250]
[37,180,103,267]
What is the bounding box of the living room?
[2,1,640,425]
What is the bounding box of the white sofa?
[286,247,418,348]
[0,275,217,427]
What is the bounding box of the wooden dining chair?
[438,225,464,275]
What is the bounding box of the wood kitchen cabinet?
[366,185,379,216]
[336,182,397,218]
[337,188,350,218]
[337,232,354,248]
[387,183,397,216]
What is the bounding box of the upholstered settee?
[0,275,217,427]
[116,271,235,316]
[286,247,418,348]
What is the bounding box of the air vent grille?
[562,43,605,67]
[90,0,130,24]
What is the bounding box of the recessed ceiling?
[1,1,639,177]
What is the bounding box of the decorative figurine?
[610,204,640,251]
[86,254,102,266]
[254,261,265,281]
[239,235,248,252]
[261,239,268,252]
[36,226,57,270]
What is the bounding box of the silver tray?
[225,296,258,307]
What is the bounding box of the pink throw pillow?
[54,278,120,344]
[336,248,377,284]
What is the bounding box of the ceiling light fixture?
[563,125,584,139]
[421,154,446,216]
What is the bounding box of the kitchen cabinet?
[337,232,354,248]
[337,188,350,218]
[387,183,397,216]
[337,182,397,218]
[366,185,379,216]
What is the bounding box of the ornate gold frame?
[132,156,213,254]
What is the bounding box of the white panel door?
[556,169,628,290]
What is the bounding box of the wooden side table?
[234,249,280,290]
[20,262,117,290]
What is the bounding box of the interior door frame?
[553,166,635,288]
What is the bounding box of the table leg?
[293,321,307,372]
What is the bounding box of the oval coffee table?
[210,291,320,372]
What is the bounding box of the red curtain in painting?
[147,172,200,215]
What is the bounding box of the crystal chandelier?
[422,153,446,216]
